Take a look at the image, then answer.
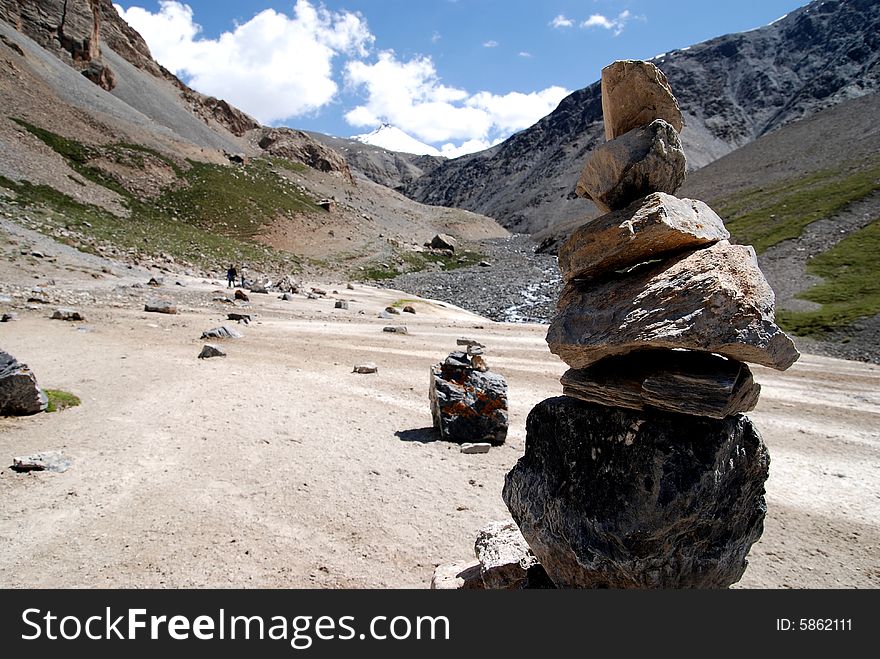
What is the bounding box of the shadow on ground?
[395,427,439,444]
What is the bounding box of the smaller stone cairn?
[428,340,508,445]
[500,60,800,589]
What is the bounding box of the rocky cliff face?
[0,0,260,135]
[403,0,880,236]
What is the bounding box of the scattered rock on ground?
[461,443,491,454]
[227,313,251,324]
[430,233,457,251]
[234,290,249,302]
[0,351,48,416]
[384,306,400,315]
[430,561,485,590]
[200,326,243,340]
[198,344,226,359]
[335,300,349,310]
[1,313,17,322]
[353,363,378,374]
[403,305,416,314]
[12,451,72,473]
[51,308,85,321]
[383,326,408,334]
[474,520,546,590]
[144,299,177,315]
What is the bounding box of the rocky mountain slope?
[401,0,880,237]
[0,0,505,281]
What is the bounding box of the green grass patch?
[0,174,301,273]
[716,162,880,253]
[266,157,308,173]
[45,389,81,413]
[777,219,880,336]
[391,298,421,308]
[152,159,321,238]
[359,249,487,281]
[1,120,324,272]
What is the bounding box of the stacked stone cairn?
[429,339,508,445]
[500,60,801,588]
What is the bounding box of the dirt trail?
[0,228,878,589]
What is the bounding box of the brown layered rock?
[548,241,800,371]
[257,128,354,184]
[601,59,684,140]
[558,192,729,282]
[576,119,686,214]
[560,351,761,419]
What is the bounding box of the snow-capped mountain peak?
[352,124,441,156]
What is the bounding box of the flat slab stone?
[558,193,729,282]
[12,451,72,473]
[200,326,243,340]
[561,351,761,419]
[430,561,484,590]
[503,396,769,589]
[353,363,378,374]
[547,241,800,371]
[577,119,686,214]
[144,299,177,314]
[601,60,684,140]
[460,442,491,454]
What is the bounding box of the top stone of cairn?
[601,60,684,141]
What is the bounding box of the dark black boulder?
[503,396,769,588]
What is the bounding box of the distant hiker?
[239,265,246,288]
[227,265,237,288]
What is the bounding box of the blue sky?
[114,0,809,156]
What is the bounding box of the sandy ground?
[0,227,878,589]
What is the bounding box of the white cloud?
[344,51,569,154]
[519,51,533,58]
[483,40,499,48]
[550,14,573,29]
[440,138,503,159]
[114,0,373,124]
[581,10,633,36]
[465,88,569,134]
[431,31,442,43]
